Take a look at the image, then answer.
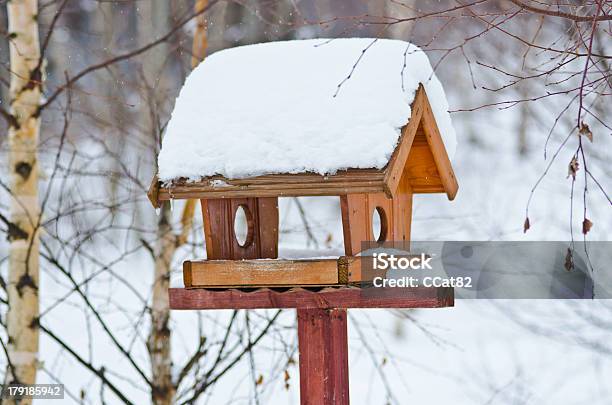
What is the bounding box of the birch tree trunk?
[148,203,176,405]
[143,1,174,402]
[5,0,42,401]
[146,2,208,404]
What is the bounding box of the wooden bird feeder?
[148,39,458,404]
[148,85,457,289]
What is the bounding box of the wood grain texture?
[418,85,459,200]
[147,175,161,208]
[404,132,446,194]
[392,175,413,244]
[298,308,349,405]
[185,258,340,287]
[383,85,424,197]
[340,193,394,256]
[184,256,392,287]
[256,197,279,258]
[200,197,278,260]
[169,286,454,310]
[183,260,193,288]
[156,170,385,201]
[340,194,368,256]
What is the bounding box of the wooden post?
[340,193,395,256]
[297,308,349,405]
[200,197,278,260]
[170,286,454,403]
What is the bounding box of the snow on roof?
[158,38,456,182]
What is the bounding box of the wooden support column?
[170,286,454,404]
[340,193,396,255]
[297,308,349,405]
[341,179,413,256]
[392,175,413,246]
[200,197,278,260]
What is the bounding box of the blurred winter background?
[0,1,610,404]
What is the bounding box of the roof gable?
[384,85,458,200]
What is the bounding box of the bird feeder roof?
[149,38,458,207]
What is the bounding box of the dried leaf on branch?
[582,218,593,235]
[578,122,593,143]
[567,156,579,180]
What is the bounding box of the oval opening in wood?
[372,206,388,243]
[234,204,254,247]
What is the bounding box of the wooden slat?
[177,169,384,185]
[169,285,454,310]
[160,182,385,200]
[383,85,424,197]
[184,255,437,287]
[411,184,446,193]
[200,197,279,260]
[185,256,392,287]
[392,174,413,243]
[183,260,193,288]
[340,194,369,256]
[256,197,279,259]
[298,308,349,405]
[185,258,340,287]
[155,170,386,201]
[419,85,459,200]
[404,138,445,193]
[168,177,384,190]
[340,193,394,256]
[147,175,161,208]
[201,198,233,260]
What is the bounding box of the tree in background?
[147,1,209,402]
[3,0,42,399]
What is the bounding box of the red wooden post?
[297,308,349,405]
[169,287,453,404]
[200,197,279,260]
